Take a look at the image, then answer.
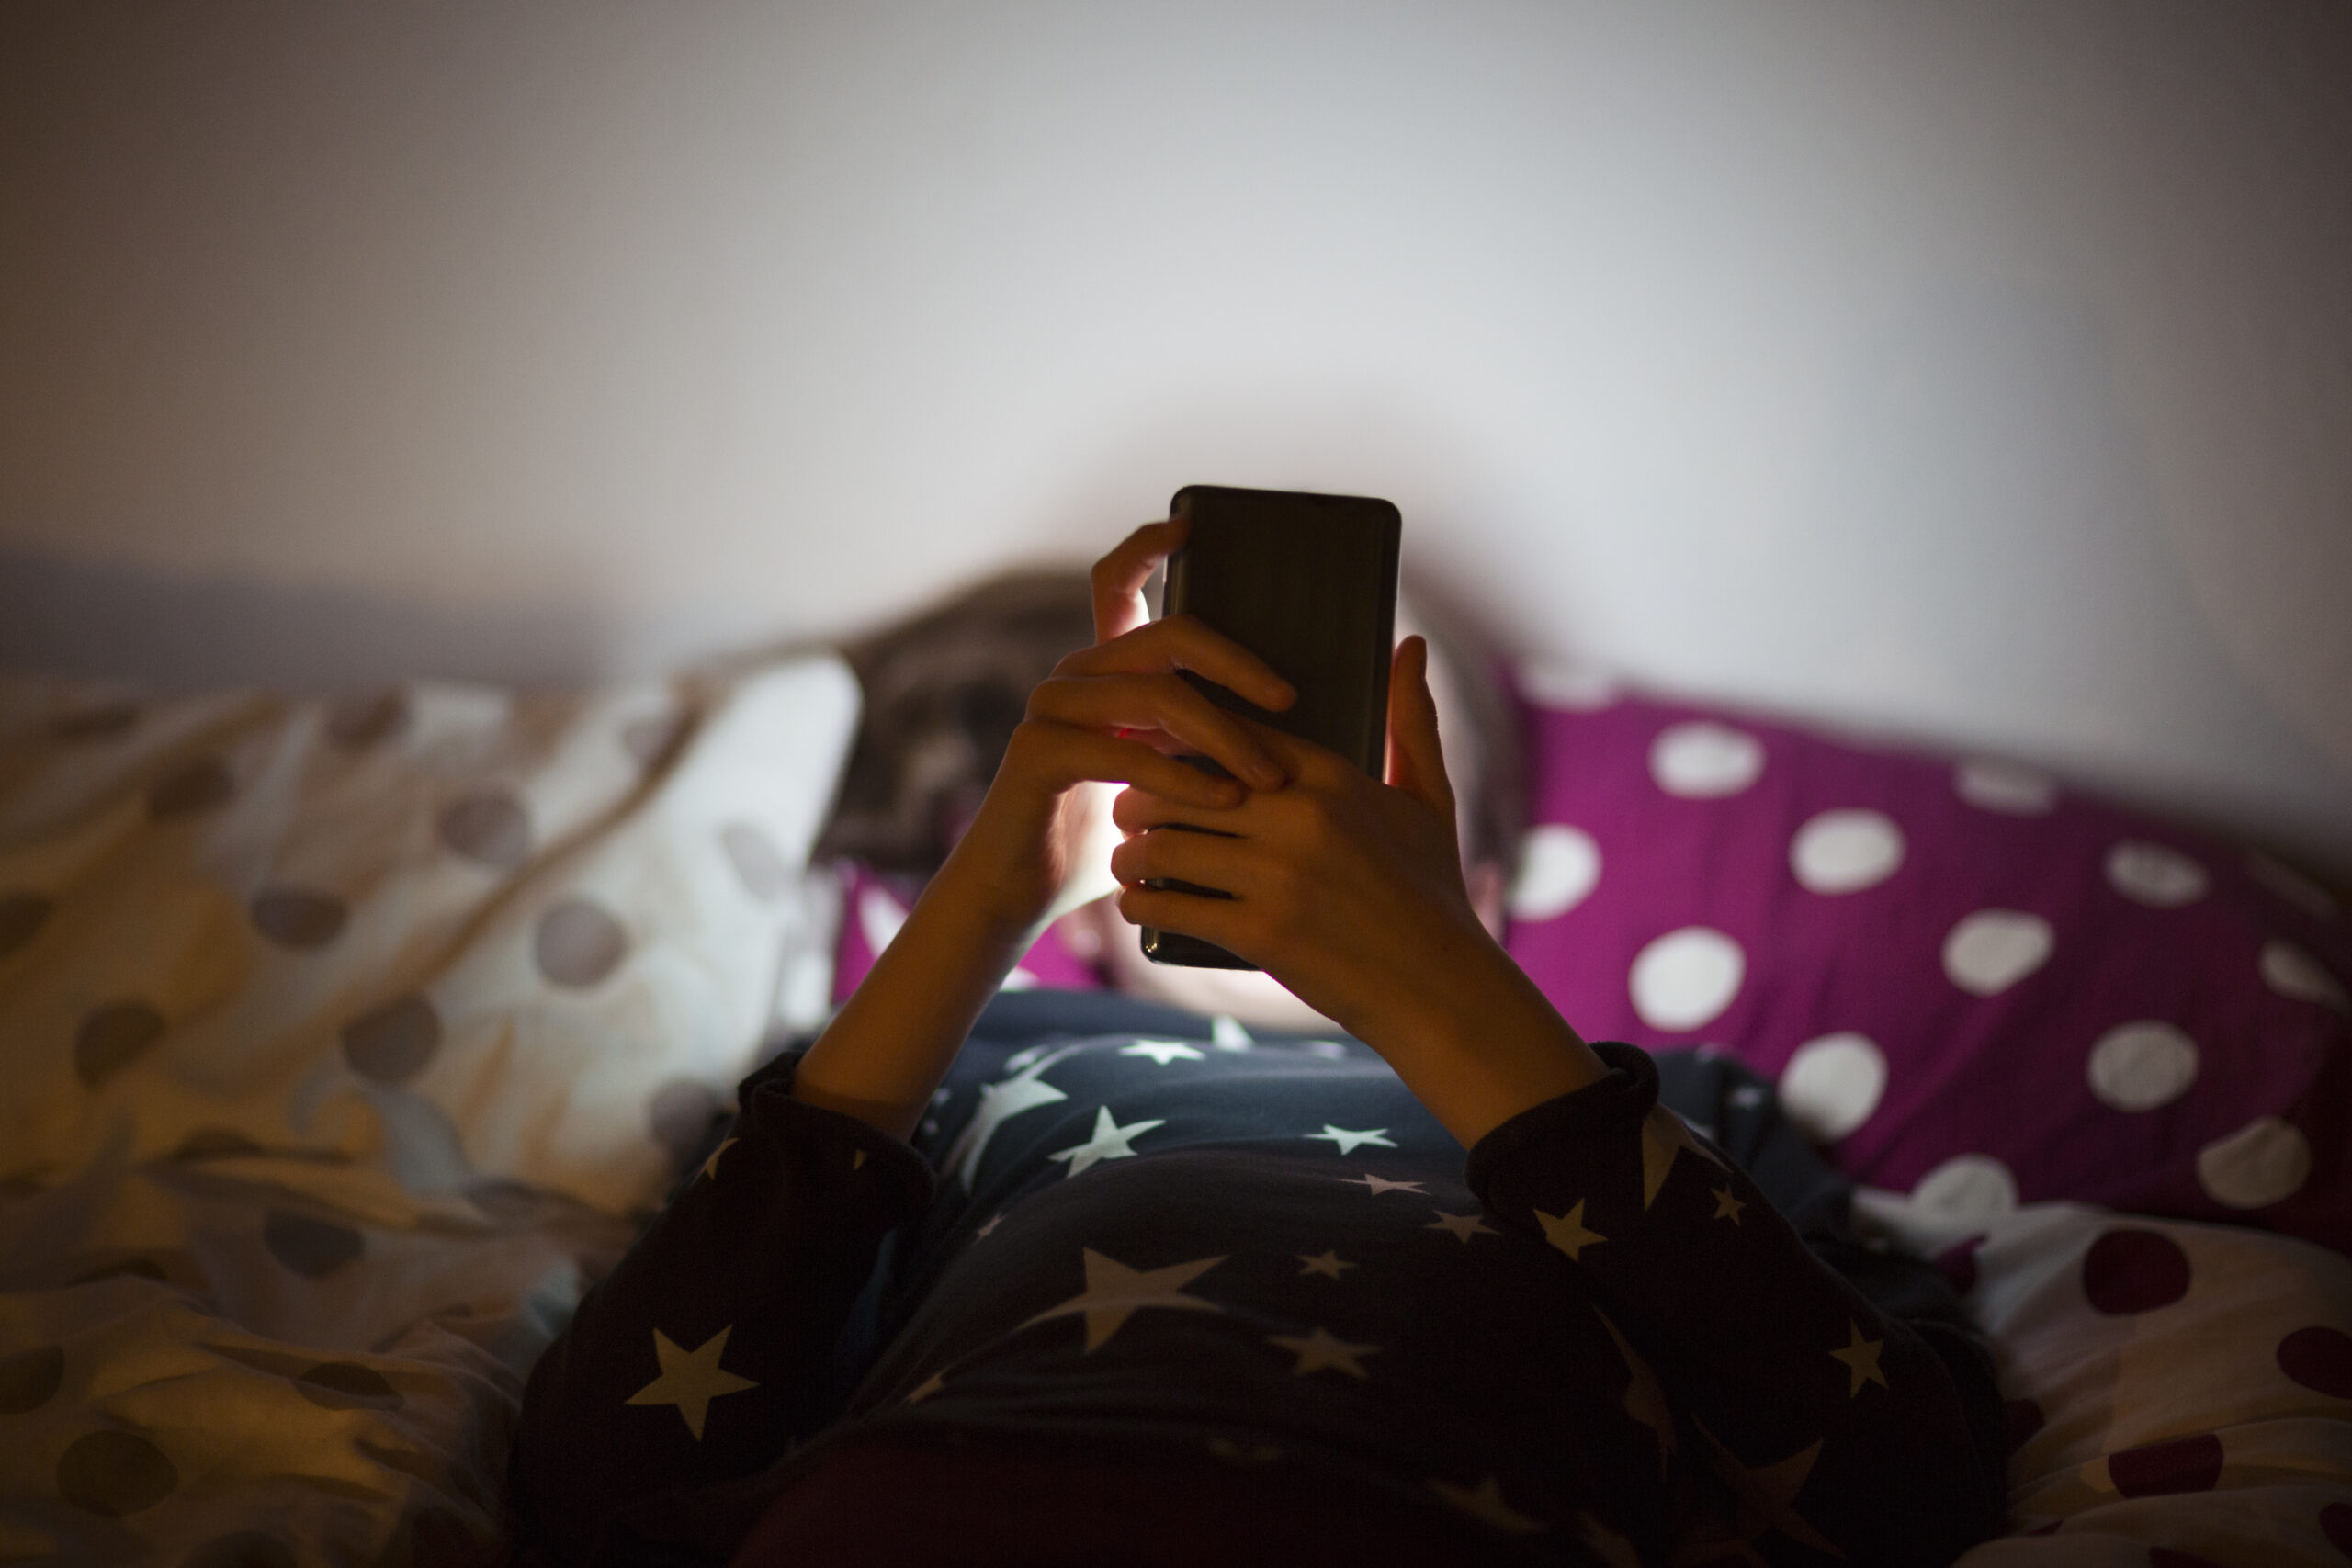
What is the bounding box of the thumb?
[1385,636,1458,837]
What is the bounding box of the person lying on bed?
[509,523,2007,1568]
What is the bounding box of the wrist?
[1360,935,1607,1148]
[930,814,1059,941]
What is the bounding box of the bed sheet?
[0,658,855,1565]
[5,655,2349,1565]
[1860,1190,2352,1565]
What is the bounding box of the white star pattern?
[1579,1514,1643,1568]
[1020,1247,1225,1351]
[1047,1106,1166,1178]
[1306,1125,1396,1156]
[1338,1173,1427,1196]
[1267,1325,1380,1379]
[1639,1103,1730,1209]
[1829,1320,1888,1396]
[942,1045,1081,1190]
[1536,1201,1605,1261]
[1693,1419,1841,1556]
[1428,1474,1545,1535]
[1426,1210,1498,1243]
[1211,1015,1254,1050]
[1296,1250,1355,1280]
[697,1137,739,1183]
[625,1326,758,1440]
[1121,1040,1206,1065]
[1593,1307,1676,1477]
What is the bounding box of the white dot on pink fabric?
[1953,760,2056,815]
[2196,1117,2312,1209]
[1941,910,2053,997]
[1777,1033,1887,1142]
[1629,927,1746,1032]
[2105,841,2208,908]
[1648,723,1763,799]
[1509,825,1601,922]
[2086,1021,2199,1111]
[1911,1154,2018,1220]
[2262,941,2349,1013]
[1790,810,1905,895]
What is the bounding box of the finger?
[1111,784,1253,838]
[1018,724,1249,810]
[1113,882,1250,951]
[1028,673,1287,789]
[1090,520,1187,643]
[1059,615,1296,715]
[1385,636,1458,831]
[1108,822,1259,891]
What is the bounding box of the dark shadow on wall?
[0,545,636,692]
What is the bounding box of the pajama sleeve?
[1466,1043,2007,1567]
[508,1054,934,1568]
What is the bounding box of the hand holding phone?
[1140,485,1402,968]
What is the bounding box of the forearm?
[1348,933,1610,1149]
[513,1066,934,1564]
[790,850,1037,1141]
[1469,1045,2004,1564]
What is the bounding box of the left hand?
[1107,637,1484,1043]
[1107,635,1607,1145]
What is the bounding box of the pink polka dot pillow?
[1503,675,2352,1257]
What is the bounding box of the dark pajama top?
[511,990,2007,1567]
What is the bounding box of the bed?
[2,650,2347,1564]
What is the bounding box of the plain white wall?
[4,1,2349,874]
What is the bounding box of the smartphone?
[1139,484,1403,968]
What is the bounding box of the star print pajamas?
[512,990,2006,1566]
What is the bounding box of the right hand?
[935,519,1299,935]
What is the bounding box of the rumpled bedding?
[2,654,2348,1564]
[0,658,856,1566]
[1863,1192,2352,1564]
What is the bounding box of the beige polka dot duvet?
[0,657,856,1565]
[1860,1193,2352,1565]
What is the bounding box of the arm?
[512,524,1302,1562]
[1467,1047,2006,1563]
[509,1062,933,1565]
[1107,633,1610,1146]
[788,520,1297,1138]
[1108,650,2000,1562]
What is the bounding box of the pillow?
[829,862,1106,1005]
[1857,1191,2352,1563]
[0,655,857,1223]
[1501,670,2352,1257]
[0,656,857,1566]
